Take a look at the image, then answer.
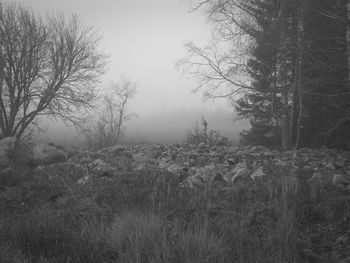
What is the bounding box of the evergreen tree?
[237,0,350,149]
[300,0,350,148]
[236,0,298,149]
[183,0,350,149]
[235,0,281,147]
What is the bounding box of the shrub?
[185,118,228,146]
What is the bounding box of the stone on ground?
[32,143,67,165]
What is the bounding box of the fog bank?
[38,107,248,147]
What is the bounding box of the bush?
[185,118,228,146]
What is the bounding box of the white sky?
[14,0,246,144]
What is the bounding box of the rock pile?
[0,137,67,173]
[65,142,350,192]
[1,137,350,191]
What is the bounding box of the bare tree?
[177,1,254,101]
[0,3,107,139]
[80,78,137,149]
[176,40,250,100]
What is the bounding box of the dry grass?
[0,154,349,262]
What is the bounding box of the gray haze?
[14,0,248,144]
[41,108,248,146]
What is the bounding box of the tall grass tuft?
[108,211,227,263]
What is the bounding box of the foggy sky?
[14,0,247,144]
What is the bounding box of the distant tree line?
[180,0,350,150]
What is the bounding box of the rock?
[89,159,115,177]
[231,162,249,182]
[250,166,266,180]
[213,172,226,183]
[77,175,91,185]
[183,174,203,188]
[107,145,127,157]
[226,157,239,166]
[132,152,156,170]
[80,156,94,165]
[198,142,205,148]
[332,174,350,189]
[32,143,67,165]
[195,164,216,181]
[26,142,350,193]
[134,163,147,171]
[133,152,150,163]
[166,163,183,175]
[336,236,349,244]
[158,158,170,169]
[182,164,218,187]
[159,159,183,175]
[68,155,80,163]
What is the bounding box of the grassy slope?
[0,146,349,263]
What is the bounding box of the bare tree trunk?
[295,56,303,149]
[347,0,350,91]
[278,0,291,151]
[0,52,5,138]
[272,69,280,147]
[289,0,305,149]
[295,0,305,149]
[290,4,299,148]
[113,103,125,145]
[281,91,291,150]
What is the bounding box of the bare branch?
[79,77,137,149]
[177,40,250,100]
[189,0,210,13]
[0,3,107,139]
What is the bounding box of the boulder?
[332,173,350,190]
[250,166,266,180]
[32,143,67,165]
[182,164,218,188]
[107,145,126,156]
[77,174,91,185]
[158,159,184,175]
[230,162,249,182]
[89,159,115,177]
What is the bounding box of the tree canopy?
[181,0,350,150]
[0,2,107,139]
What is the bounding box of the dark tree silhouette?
[0,3,107,139]
[183,0,350,149]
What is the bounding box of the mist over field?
[40,107,248,146]
[1,1,350,262]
